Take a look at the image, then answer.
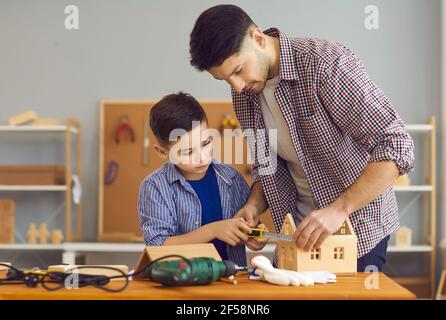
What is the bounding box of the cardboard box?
[0,165,65,185]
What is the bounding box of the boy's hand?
[213,218,251,246]
[234,204,259,227]
[245,223,269,251]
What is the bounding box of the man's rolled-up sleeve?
[318,53,415,175]
[137,180,177,246]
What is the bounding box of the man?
[189,5,414,271]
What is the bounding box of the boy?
[137,92,268,266]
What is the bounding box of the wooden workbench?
[0,273,415,300]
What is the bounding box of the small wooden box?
[0,262,11,279]
[0,200,15,244]
[0,165,65,185]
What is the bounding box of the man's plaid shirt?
[232,28,415,257]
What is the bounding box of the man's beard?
[254,49,270,93]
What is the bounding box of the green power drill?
[146,257,247,286]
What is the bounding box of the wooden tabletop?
[0,273,415,300]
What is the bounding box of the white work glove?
[300,271,336,284]
[252,268,296,286]
[249,255,312,286]
[251,268,315,286]
[249,255,336,286]
[249,255,291,285]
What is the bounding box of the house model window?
[310,248,321,260]
[334,247,344,260]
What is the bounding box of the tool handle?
[248,228,265,238]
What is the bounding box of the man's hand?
[245,223,269,251]
[234,204,260,227]
[293,206,349,251]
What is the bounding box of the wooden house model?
[277,214,357,275]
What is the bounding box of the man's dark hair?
[189,5,256,71]
[149,92,208,145]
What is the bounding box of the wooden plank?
[67,118,82,241]
[98,102,105,240]
[8,111,37,126]
[436,270,446,300]
[31,118,61,126]
[0,200,15,243]
[76,119,82,241]
[429,116,437,298]
[0,165,65,185]
[65,119,72,241]
[393,276,430,286]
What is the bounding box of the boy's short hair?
[189,5,256,71]
[149,92,208,146]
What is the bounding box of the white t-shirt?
[259,75,317,218]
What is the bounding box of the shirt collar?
[166,161,184,184]
[166,159,236,186]
[212,159,237,185]
[263,27,299,82]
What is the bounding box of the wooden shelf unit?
[0,118,82,242]
[389,117,437,298]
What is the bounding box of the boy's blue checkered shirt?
[137,159,250,266]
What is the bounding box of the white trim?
[393,185,433,192]
[0,185,67,191]
[0,125,78,134]
[387,245,433,253]
[0,244,64,250]
[62,242,145,253]
[405,124,433,132]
